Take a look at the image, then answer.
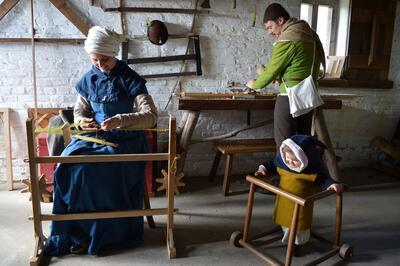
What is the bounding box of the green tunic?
[252,40,321,93]
[251,18,325,94]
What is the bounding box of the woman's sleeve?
[116,93,158,129]
[73,95,93,125]
[252,41,295,90]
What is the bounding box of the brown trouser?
[274,95,313,152]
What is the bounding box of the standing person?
[255,135,343,256]
[44,26,158,256]
[246,3,325,150]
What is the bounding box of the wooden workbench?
[176,93,350,182]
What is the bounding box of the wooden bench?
[209,138,276,196]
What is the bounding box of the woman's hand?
[327,183,343,193]
[79,118,99,131]
[256,64,265,76]
[101,116,121,131]
[246,79,255,89]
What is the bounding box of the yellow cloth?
[273,168,318,230]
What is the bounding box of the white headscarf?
[84,26,125,57]
[280,138,308,173]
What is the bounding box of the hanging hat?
[84,26,125,57]
[147,20,169,46]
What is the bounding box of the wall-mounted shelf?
[121,35,202,79]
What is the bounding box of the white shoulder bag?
[283,42,324,118]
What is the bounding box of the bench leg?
[222,154,234,196]
[209,150,222,182]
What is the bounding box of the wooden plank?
[178,98,341,111]
[103,6,197,14]
[49,0,90,36]
[348,55,390,70]
[35,153,170,164]
[0,38,85,43]
[41,208,169,221]
[0,108,13,190]
[318,78,393,89]
[0,0,19,21]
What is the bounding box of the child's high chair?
[230,175,353,266]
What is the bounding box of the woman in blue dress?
[44,26,158,256]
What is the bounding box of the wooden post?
[177,110,199,175]
[243,182,256,242]
[285,203,300,266]
[335,193,343,246]
[0,108,13,190]
[313,108,342,181]
[26,119,44,264]
[167,116,177,258]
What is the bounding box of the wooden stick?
[40,208,169,221]
[313,108,342,181]
[177,111,199,174]
[285,203,300,266]
[118,0,125,35]
[247,175,306,206]
[243,182,256,242]
[30,0,38,120]
[26,119,44,258]
[0,108,14,190]
[35,153,170,164]
[335,193,343,246]
[167,116,177,236]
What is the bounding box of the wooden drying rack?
[26,115,178,265]
[0,108,13,190]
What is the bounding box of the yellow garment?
[273,168,318,230]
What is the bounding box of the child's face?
[284,151,301,169]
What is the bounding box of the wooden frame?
[26,116,177,265]
[230,175,352,265]
[121,35,202,79]
[0,0,90,43]
[0,108,13,191]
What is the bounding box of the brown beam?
[103,6,196,14]
[0,0,20,20]
[49,0,90,36]
[0,38,85,44]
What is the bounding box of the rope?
[163,0,200,110]
[30,0,38,120]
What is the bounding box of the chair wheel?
[230,231,243,248]
[339,244,353,260]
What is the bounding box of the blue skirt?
[44,131,148,256]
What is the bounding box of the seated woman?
[44,26,158,256]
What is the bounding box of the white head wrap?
[280,138,308,173]
[84,26,125,57]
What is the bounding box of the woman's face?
[264,17,285,38]
[89,53,117,73]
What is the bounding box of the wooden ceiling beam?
[48,0,90,36]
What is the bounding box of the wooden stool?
[209,138,276,196]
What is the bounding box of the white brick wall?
[0,0,399,181]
